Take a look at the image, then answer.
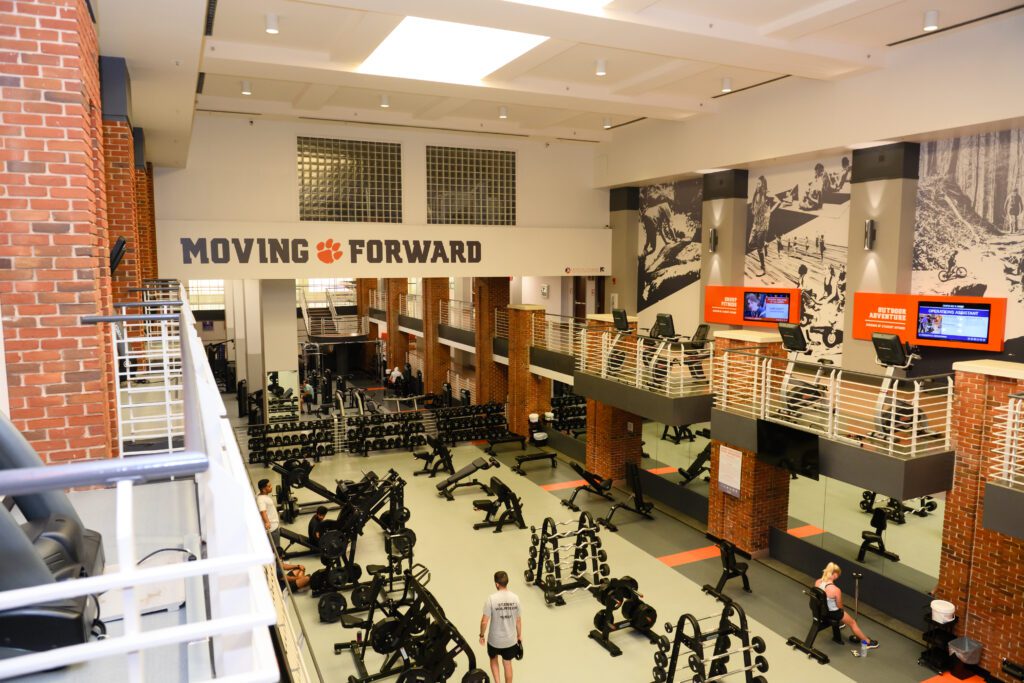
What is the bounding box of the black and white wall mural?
[912,129,1024,355]
[744,157,852,361]
[637,179,703,312]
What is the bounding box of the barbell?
[688,637,766,670]
[692,655,768,683]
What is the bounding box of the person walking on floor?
[816,562,878,651]
[256,478,280,552]
[480,570,522,683]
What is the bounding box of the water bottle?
[860,639,868,658]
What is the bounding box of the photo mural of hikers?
[637,178,703,311]
[744,157,851,361]
[911,128,1024,355]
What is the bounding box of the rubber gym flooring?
[236,398,967,683]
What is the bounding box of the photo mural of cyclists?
[636,178,703,311]
[911,128,1024,356]
[744,157,852,361]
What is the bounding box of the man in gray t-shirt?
[479,570,522,683]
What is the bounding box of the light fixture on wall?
[923,9,939,31]
[602,117,612,129]
[721,77,732,93]
[499,106,508,119]
[595,58,607,77]
[241,80,252,96]
[379,94,390,108]
[864,219,876,251]
[265,13,279,34]
[709,226,719,253]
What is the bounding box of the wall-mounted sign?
[852,292,1007,352]
[704,285,802,328]
[718,445,742,498]
[156,221,612,279]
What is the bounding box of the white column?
[232,280,248,385]
[243,279,263,388]
[260,279,299,397]
[223,281,235,362]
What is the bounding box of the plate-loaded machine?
[436,456,502,501]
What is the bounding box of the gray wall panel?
[574,373,713,425]
[709,409,759,452]
[438,324,475,349]
[983,483,1024,541]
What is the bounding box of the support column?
[135,160,157,280]
[356,277,377,372]
[474,277,510,404]
[385,278,408,370]
[100,56,139,303]
[606,188,639,314]
[421,277,451,395]
[507,305,550,437]
[843,143,920,372]
[585,401,643,481]
[243,280,263,387]
[231,280,248,385]
[260,280,299,405]
[934,363,1024,674]
[700,170,749,331]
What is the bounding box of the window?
[186,280,225,310]
[296,278,356,308]
[297,137,403,222]
[426,146,515,225]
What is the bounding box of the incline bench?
[472,476,527,533]
[561,462,614,512]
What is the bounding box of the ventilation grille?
[297,136,403,223]
[196,72,205,94]
[426,146,516,225]
[204,0,218,36]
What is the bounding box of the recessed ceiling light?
[721,77,732,93]
[923,9,939,31]
[499,106,508,119]
[505,0,612,14]
[595,58,607,77]
[265,13,279,35]
[359,17,548,85]
[241,80,252,96]
[379,94,390,108]
[602,117,612,129]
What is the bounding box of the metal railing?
[494,309,509,338]
[369,288,387,312]
[576,328,714,398]
[300,288,365,337]
[440,299,475,331]
[532,314,586,356]
[715,347,954,458]
[407,348,424,376]
[399,293,422,319]
[993,392,1024,489]
[4,284,277,681]
[447,369,476,403]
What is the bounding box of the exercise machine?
[561,462,614,512]
[472,476,527,533]
[786,587,843,664]
[597,462,654,532]
[857,507,900,563]
[776,322,834,428]
[436,456,501,501]
[701,534,752,602]
[679,442,712,487]
[412,435,456,478]
[511,413,558,475]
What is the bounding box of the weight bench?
[278,527,320,560]
[786,586,842,664]
[701,534,752,602]
[597,462,654,532]
[562,462,613,512]
[436,456,501,501]
[484,431,527,454]
[858,507,900,563]
[473,476,527,533]
[678,443,711,487]
[412,436,455,478]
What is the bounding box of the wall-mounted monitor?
[916,301,991,345]
[756,420,819,480]
[743,291,791,323]
[612,308,629,332]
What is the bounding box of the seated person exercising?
[307,506,329,548]
[815,562,878,650]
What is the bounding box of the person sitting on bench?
[678,443,711,487]
[562,462,613,512]
[437,456,501,501]
[816,562,877,650]
[858,507,900,562]
[473,477,527,533]
[307,506,329,548]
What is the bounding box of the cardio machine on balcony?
[776,322,834,429]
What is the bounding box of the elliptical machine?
[775,322,834,429]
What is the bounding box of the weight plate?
[622,598,640,621]
[351,584,377,609]
[655,650,668,668]
[369,617,404,654]
[344,563,363,583]
[318,592,346,623]
[593,610,613,632]
[396,667,429,683]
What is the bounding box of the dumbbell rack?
[551,394,586,433]
[268,395,299,422]
[434,402,509,445]
[524,511,610,606]
[246,418,336,466]
[654,600,769,683]
[344,412,429,456]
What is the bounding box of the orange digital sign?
[704,286,802,328]
[852,292,1006,352]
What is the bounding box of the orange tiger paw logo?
[316,239,343,264]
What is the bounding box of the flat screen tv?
[756,420,819,480]
[612,308,629,332]
[743,291,791,323]
[916,301,991,345]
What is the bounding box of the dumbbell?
[688,637,765,670]
[692,655,768,682]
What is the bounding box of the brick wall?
[421,277,450,395]
[134,161,156,280]
[934,369,1024,674]
[507,305,550,436]
[384,278,408,370]
[707,440,790,555]
[0,0,117,461]
[102,119,138,300]
[473,277,509,405]
[584,399,642,480]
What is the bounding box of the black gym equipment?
[658,600,768,683]
[786,587,842,665]
[701,535,752,602]
[472,476,527,533]
[511,412,558,475]
[412,436,456,478]
[483,430,528,455]
[525,512,609,606]
[588,576,661,657]
[561,462,614,512]
[596,462,654,532]
[436,456,502,501]
[857,507,900,563]
[678,437,712,488]
[273,458,339,525]
[776,322,834,427]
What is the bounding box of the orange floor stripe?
[472,439,488,446]
[365,386,386,391]
[659,545,720,567]
[920,674,985,683]
[646,466,676,475]
[540,479,587,491]
[787,524,825,539]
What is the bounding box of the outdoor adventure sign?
[157,221,612,278]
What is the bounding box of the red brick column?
[102,120,138,301]
[585,400,643,480]
[934,369,1024,674]
[355,278,377,371]
[474,277,509,405]
[385,278,408,370]
[507,305,550,436]
[421,277,451,395]
[0,0,117,462]
[134,161,156,280]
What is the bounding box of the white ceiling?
[96,0,1023,166]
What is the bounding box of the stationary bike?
[776,322,834,429]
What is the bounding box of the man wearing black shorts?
[479,571,522,683]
